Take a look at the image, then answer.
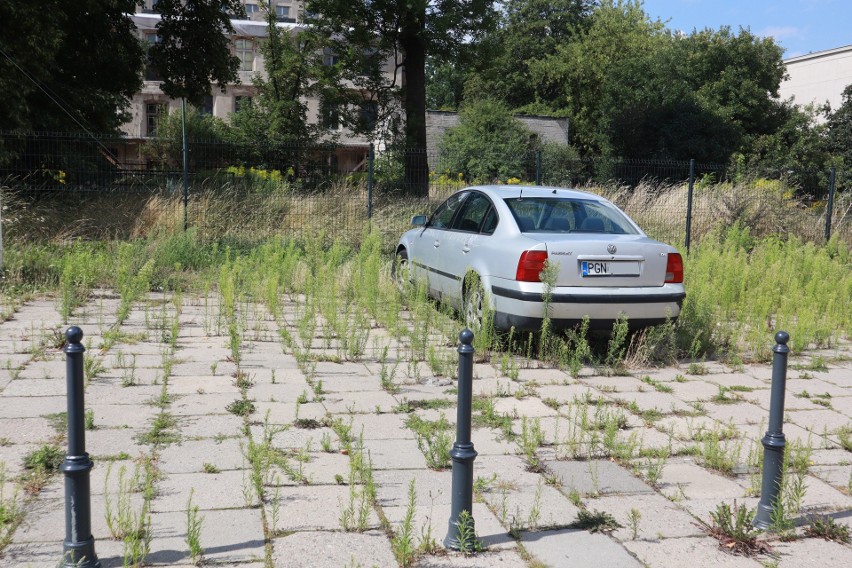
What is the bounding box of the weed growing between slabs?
[1,224,851,563]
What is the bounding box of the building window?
[322,47,339,66]
[235,39,254,72]
[359,100,378,131]
[244,3,260,16]
[144,34,160,81]
[275,5,291,21]
[199,95,213,115]
[146,103,165,137]
[235,96,253,111]
[320,100,339,130]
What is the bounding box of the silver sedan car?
[394,185,685,332]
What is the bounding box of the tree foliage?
[304,0,499,193]
[438,99,537,183]
[149,0,245,105]
[229,1,321,161]
[0,0,144,132]
[827,84,852,169]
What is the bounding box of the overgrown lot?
[1,224,850,366]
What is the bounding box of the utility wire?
[0,44,120,160]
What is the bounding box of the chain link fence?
[1,130,849,249]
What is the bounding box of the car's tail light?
[516,250,548,282]
[665,253,684,283]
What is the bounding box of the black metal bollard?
[444,329,478,550]
[60,327,100,567]
[753,331,790,530]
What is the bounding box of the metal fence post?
[181,97,189,233]
[824,166,836,243]
[367,142,374,220]
[444,329,478,550]
[685,158,695,253]
[753,331,790,530]
[61,326,100,567]
[535,150,542,186]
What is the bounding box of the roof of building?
[784,44,852,64]
[130,13,299,37]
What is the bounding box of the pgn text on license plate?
[581,261,609,276]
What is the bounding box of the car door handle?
[433,240,440,248]
[462,245,471,253]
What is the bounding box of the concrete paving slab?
[624,536,765,568]
[272,530,396,568]
[413,549,528,567]
[480,481,580,530]
[86,402,159,429]
[153,470,249,512]
[382,501,515,552]
[87,427,148,458]
[706,373,768,390]
[1,377,66,397]
[145,508,266,565]
[344,412,416,440]
[179,413,245,439]
[0,395,66,418]
[366,438,428,470]
[492,397,558,418]
[544,459,653,497]
[705,402,767,426]
[0,417,59,444]
[590,492,704,540]
[471,378,522,398]
[322,390,400,414]
[609,390,695,414]
[275,484,380,531]
[578,375,647,392]
[657,459,748,501]
[520,528,642,568]
[168,374,242,395]
[772,536,852,567]
[374,469,452,508]
[169,392,246,416]
[158,437,245,474]
[788,408,851,434]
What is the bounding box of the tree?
[471,0,596,113]
[0,0,144,132]
[304,0,499,194]
[438,99,537,183]
[228,2,322,169]
[827,84,852,169]
[530,0,665,156]
[149,0,245,105]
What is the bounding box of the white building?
[779,44,852,117]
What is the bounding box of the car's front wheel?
[392,248,409,294]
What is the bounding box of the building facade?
[779,44,852,118]
[127,1,393,172]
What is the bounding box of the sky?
[641,0,851,58]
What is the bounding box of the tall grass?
[682,224,852,357]
[1,207,849,362]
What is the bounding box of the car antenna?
[519,186,523,201]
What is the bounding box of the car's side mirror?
[411,215,427,227]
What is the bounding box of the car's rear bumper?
[489,282,685,331]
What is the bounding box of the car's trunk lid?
[543,234,670,287]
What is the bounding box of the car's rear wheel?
[392,248,409,294]
[463,274,485,333]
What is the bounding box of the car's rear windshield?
[503,197,639,235]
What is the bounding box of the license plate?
[581,261,609,276]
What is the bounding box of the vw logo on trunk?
[607,244,617,254]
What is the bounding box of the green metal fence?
[0,130,848,248]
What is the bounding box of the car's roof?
[464,185,605,201]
